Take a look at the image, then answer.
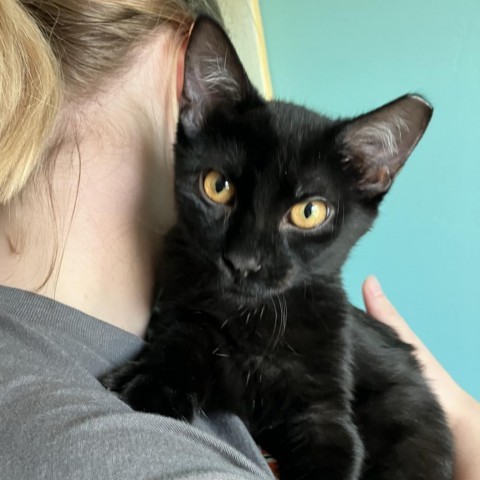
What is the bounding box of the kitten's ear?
[339,94,433,198]
[180,16,259,137]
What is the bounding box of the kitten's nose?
[222,251,262,278]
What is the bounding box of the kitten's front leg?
[257,403,364,480]
[101,309,218,419]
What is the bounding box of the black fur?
[103,17,453,480]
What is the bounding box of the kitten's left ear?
[179,16,260,137]
[339,94,433,198]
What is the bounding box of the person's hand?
[362,275,480,480]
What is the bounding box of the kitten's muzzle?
[218,250,294,303]
[221,251,262,279]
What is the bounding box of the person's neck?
[0,123,173,337]
[0,32,180,336]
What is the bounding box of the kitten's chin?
[222,288,264,307]
[220,282,290,308]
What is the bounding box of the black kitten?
[103,17,453,480]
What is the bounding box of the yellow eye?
[203,170,235,205]
[289,199,329,230]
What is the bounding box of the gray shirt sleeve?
[0,287,274,480]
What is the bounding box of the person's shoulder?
[0,308,272,480]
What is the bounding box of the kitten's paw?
[119,374,196,420]
[101,361,140,392]
[101,364,195,420]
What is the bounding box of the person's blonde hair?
[0,0,222,204]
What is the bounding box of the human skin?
[363,275,480,480]
[0,30,188,337]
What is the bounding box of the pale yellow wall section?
[218,0,273,99]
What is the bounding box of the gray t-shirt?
[0,286,274,480]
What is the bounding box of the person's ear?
[176,27,192,102]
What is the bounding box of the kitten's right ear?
[179,16,260,137]
[338,94,433,199]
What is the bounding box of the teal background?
[259,0,479,399]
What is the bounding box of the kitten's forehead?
[251,101,339,192]
[267,101,333,142]
[260,102,336,174]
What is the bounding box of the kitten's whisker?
[221,317,232,329]
[274,294,287,350]
[281,293,288,339]
[285,341,298,353]
[268,296,279,352]
[271,294,284,350]
[273,294,281,349]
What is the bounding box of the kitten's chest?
[217,289,347,375]
[224,288,348,355]
[210,292,351,425]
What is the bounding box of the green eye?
[289,199,329,229]
[203,171,235,204]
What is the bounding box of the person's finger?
[362,276,400,324]
[362,275,422,347]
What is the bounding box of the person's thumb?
[362,275,421,347]
[362,276,402,328]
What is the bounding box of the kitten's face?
[175,103,371,303]
[172,17,432,305]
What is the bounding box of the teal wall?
[259,0,479,399]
